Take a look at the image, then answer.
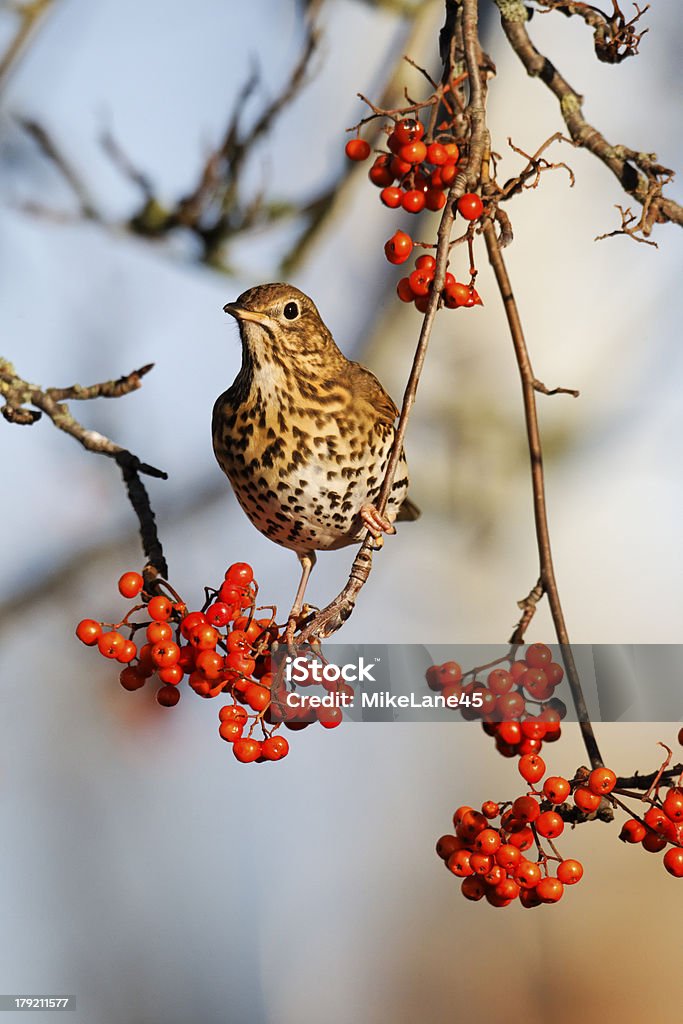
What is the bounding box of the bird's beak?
[223,302,272,326]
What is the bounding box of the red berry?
[389,155,412,179]
[574,786,601,812]
[557,859,583,885]
[180,611,206,638]
[507,826,534,851]
[473,828,501,854]
[663,787,683,822]
[542,776,570,804]
[225,562,254,587]
[521,718,547,741]
[195,649,224,680]
[481,801,499,819]
[345,138,371,161]
[488,669,513,695]
[393,118,424,145]
[188,623,219,651]
[511,796,540,824]
[436,835,463,861]
[146,621,172,644]
[443,143,459,163]
[148,595,172,622]
[447,849,474,877]
[461,876,486,901]
[545,662,564,686]
[497,721,521,745]
[536,810,564,839]
[525,643,552,668]
[317,705,343,729]
[118,571,144,599]
[261,735,290,761]
[457,192,484,220]
[518,754,546,784]
[443,282,478,309]
[401,190,426,214]
[415,254,436,273]
[75,619,102,646]
[158,664,183,685]
[396,278,415,303]
[368,155,394,188]
[245,683,270,712]
[588,767,617,796]
[233,737,262,763]
[495,844,521,871]
[117,639,137,664]
[384,230,413,265]
[399,140,427,165]
[426,142,448,165]
[119,667,146,691]
[641,829,667,853]
[619,818,647,843]
[97,630,126,659]
[425,189,446,211]
[219,720,243,743]
[441,162,458,186]
[409,268,433,297]
[219,704,249,725]
[536,876,564,903]
[206,602,233,627]
[663,847,683,877]
[380,187,403,208]
[151,641,181,668]
[496,692,526,721]
[514,860,541,889]
[156,684,180,707]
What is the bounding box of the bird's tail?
[397,496,420,522]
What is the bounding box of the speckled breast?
[212,387,409,555]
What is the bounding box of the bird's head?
[224,283,339,368]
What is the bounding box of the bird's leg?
[360,504,396,550]
[285,551,317,644]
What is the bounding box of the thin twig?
[0,358,168,576]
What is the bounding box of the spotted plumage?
[212,283,419,624]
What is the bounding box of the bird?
[212,283,419,636]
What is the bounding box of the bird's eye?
[283,301,299,320]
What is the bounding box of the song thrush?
[212,283,419,632]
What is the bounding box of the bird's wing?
[343,360,399,425]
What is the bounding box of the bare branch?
[0,358,168,576]
[494,1,682,241]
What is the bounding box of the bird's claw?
[360,504,396,545]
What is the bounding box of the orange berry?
[118,571,144,599]
[156,684,180,707]
[97,630,126,659]
[148,596,172,621]
[345,138,370,161]
[588,767,617,796]
[75,618,102,646]
[557,859,583,885]
[384,230,413,265]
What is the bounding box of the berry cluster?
[437,760,584,908]
[75,564,343,764]
[345,116,485,312]
[619,784,683,878]
[426,644,565,754]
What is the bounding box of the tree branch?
[0,358,168,577]
[494,0,682,240]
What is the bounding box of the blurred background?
[0,1,681,1021]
